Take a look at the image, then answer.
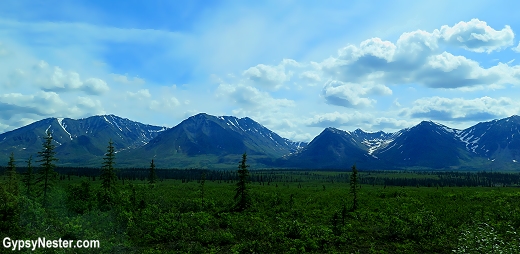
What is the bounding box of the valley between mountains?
[1,113,520,170]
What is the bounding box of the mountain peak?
[505,115,520,122]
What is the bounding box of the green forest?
[2,134,520,253]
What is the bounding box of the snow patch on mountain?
[57,118,72,140]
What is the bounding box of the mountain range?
[1,113,520,170]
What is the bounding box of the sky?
[1,0,520,142]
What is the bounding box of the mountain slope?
[0,115,166,165]
[123,113,306,168]
[278,127,375,169]
[456,115,520,169]
[373,121,472,168]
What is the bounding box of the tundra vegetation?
[1,139,520,253]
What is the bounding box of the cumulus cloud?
[306,111,371,127]
[243,63,290,90]
[150,97,180,112]
[438,19,514,53]
[35,66,109,95]
[67,96,105,117]
[216,83,295,108]
[126,89,152,100]
[299,71,321,86]
[400,96,518,121]
[317,19,520,91]
[321,80,391,108]
[305,111,409,130]
[0,91,66,119]
[513,42,520,53]
[112,74,146,85]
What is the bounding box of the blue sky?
[1,0,520,141]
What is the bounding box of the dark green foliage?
[36,131,59,207]
[22,155,35,198]
[66,180,95,214]
[100,139,117,206]
[350,164,358,210]
[234,153,250,212]
[5,152,18,195]
[0,185,21,238]
[148,159,157,185]
[3,169,520,252]
[200,170,206,208]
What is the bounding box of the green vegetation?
[234,152,251,212]
[36,131,58,207]
[350,164,358,211]
[148,159,157,185]
[2,148,520,252]
[100,139,117,208]
[22,155,35,198]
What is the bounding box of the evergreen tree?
[100,139,117,206]
[148,159,157,185]
[36,131,58,207]
[234,153,251,212]
[22,155,35,198]
[200,170,206,208]
[5,152,18,196]
[350,164,359,211]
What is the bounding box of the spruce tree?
[200,170,206,208]
[22,155,35,198]
[36,131,58,207]
[350,164,359,211]
[234,153,250,212]
[5,152,18,196]
[100,139,117,206]
[148,159,157,185]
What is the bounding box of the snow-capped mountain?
[371,121,471,168]
[278,127,379,169]
[350,129,394,155]
[123,113,307,167]
[0,115,167,165]
[2,113,520,170]
[457,115,520,163]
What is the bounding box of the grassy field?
[2,170,520,253]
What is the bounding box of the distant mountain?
[456,115,520,169]
[2,113,520,170]
[278,127,375,169]
[122,113,307,168]
[373,121,472,169]
[0,115,166,165]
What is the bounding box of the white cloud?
[306,111,412,132]
[126,89,152,100]
[112,74,146,85]
[0,91,104,124]
[34,60,49,69]
[299,71,321,86]
[306,111,371,127]
[321,80,392,108]
[318,21,520,90]
[68,96,105,117]
[242,60,295,90]
[216,83,295,108]
[513,42,520,53]
[83,78,109,94]
[150,97,180,112]
[35,66,109,95]
[438,19,514,53]
[400,96,519,121]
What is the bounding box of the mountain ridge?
[2,114,520,170]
